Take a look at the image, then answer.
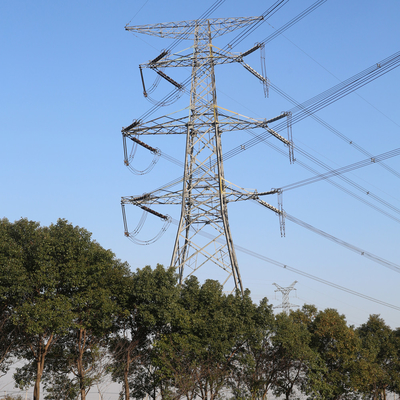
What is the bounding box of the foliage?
[305,308,361,400]
[43,371,80,400]
[1,218,76,400]
[108,264,180,400]
[356,315,400,399]
[42,222,130,400]
[0,218,129,400]
[153,278,266,400]
[2,217,400,400]
[228,297,276,400]
[0,395,24,400]
[271,311,321,400]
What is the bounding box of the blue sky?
[1,0,400,330]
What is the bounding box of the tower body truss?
[172,20,242,291]
[273,281,299,314]
[122,17,293,293]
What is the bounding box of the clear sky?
[1,0,400,335]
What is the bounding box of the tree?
[306,308,360,400]
[42,371,80,400]
[41,221,130,400]
[0,218,129,400]
[154,278,264,400]
[356,315,400,400]
[0,395,24,400]
[0,311,15,378]
[1,218,75,400]
[108,264,180,400]
[392,327,400,398]
[271,312,321,400]
[228,297,276,400]
[0,218,22,376]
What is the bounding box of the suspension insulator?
[139,66,148,97]
[286,111,294,164]
[154,69,182,89]
[241,43,261,58]
[264,113,287,124]
[130,136,158,153]
[140,206,168,220]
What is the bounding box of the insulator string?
[125,207,171,245]
[124,137,161,175]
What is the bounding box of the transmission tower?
[121,17,294,293]
[273,281,299,314]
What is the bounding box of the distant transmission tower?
[121,17,293,293]
[273,281,299,314]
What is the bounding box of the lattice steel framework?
[121,17,293,294]
[273,281,299,314]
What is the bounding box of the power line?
[253,198,400,274]
[224,51,400,163]
[122,4,400,305]
[280,148,400,191]
[260,0,327,46]
[134,0,295,121]
[284,212,400,274]
[140,134,400,227]
[225,0,290,49]
[235,242,400,312]
[167,217,400,312]
[258,140,400,224]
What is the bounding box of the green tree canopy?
[154,278,267,400]
[109,264,180,400]
[0,218,130,400]
[3,218,400,400]
[356,314,400,400]
[306,308,360,400]
[271,311,321,400]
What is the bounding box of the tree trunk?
[77,328,88,400]
[124,351,130,400]
[262,390,268,400]
[33,334,53,400]
[80,383,86,400]
[33,368,41,400]
[33,352,45,400]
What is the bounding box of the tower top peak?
[125,16,262,39]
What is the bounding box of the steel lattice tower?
[121,17,293,293]
[273,281,299,314]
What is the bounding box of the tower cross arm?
[218,180,280,203]
[125,16,263,38]
[122,113,275,136]
[122,116,188,136]
[141,46,260,69]
[122,191,183,206]
[141,52,239,68]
